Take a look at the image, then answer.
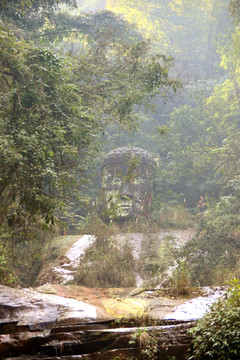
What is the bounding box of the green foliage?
[0,243,17,286]
[129,328,161,360]
[115,313,156,328]
[170,259,191,297]
[74,238,136,287]
[123,156,142,183]
[0,22,98,258]
[102,193,132,221]
[103,1,234,213]
[49,10,141,43]
[229,0,240,23]
[72,37,180,130]
[150,203,193,229]
[188,278,240,360]
[1,0,238,290]
[139,233,162,279]
[182,131,240,286]
[12,231,52,287]
[0,0,77,37]
[184,200,239,286]
[139,228,192,295]
[153,100,222,208]
[74,220,136,287]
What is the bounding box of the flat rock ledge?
[0,285,194,360]
[1,320,193,360]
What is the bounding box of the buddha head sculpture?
[99,147,155,221]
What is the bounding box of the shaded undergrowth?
[74,221,136,287]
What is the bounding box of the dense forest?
[1,1,240,359]
[0,0,239,291]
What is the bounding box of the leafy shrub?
[129,328,160,360]
[183,195,240,286]
[188,278,240,359]
[0,244,17,286]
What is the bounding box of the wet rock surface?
[0,284,196,359]
[0,283,226,359]
[0,284,96,359]
[0,285,97,326]
[1,318,193,360]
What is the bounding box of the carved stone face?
[100,147,155,221]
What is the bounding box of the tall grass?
[74,237,136,287]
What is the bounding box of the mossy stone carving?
[99,147,155,221]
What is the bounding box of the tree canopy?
[0,0,182,286]
[0,20,97,240]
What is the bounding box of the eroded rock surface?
[0,284,98,358]
[0,284,225,359]
[0,285,97,325]
[1,310,193,360]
